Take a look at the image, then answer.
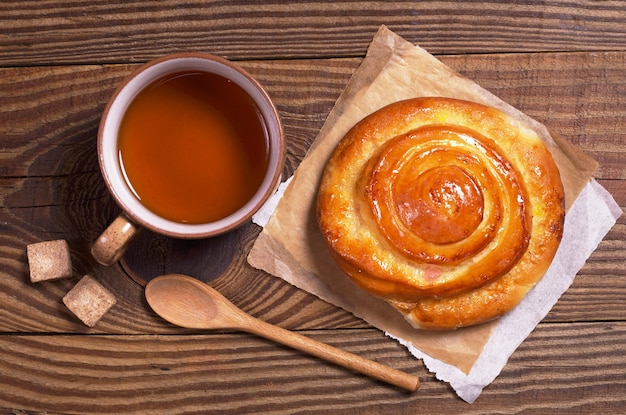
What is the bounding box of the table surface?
[1,1,625,413]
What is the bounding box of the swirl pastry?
[317,97,564,330]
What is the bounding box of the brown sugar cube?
[26,239,73,283]
[63,275,117,327]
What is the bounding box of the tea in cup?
[91,53,284,266]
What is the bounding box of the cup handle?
[91,214,141,266]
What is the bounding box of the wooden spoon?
[145,274,419,392]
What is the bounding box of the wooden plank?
[2,1,626,65]
[0,322,624,413]
[1,51,622,176]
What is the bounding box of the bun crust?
[317,98,564,330]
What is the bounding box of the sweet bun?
[317,97,564,330]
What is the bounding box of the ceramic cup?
[91,53,284,266]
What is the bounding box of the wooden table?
[1,1,625,413]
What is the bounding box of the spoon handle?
[242,315,420,392]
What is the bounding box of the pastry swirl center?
[366,124,527,267]
[394,165,484,244]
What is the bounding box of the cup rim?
[98,52,284,238]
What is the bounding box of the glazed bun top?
[317,97,564,330]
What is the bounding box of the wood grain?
[2,1,626,65]
[0,322,624,414]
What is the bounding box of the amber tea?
[117,71,269,224]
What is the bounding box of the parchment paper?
[247,26,623,402]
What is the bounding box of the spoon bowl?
[145,273,247,330]
[145,274,419,392]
